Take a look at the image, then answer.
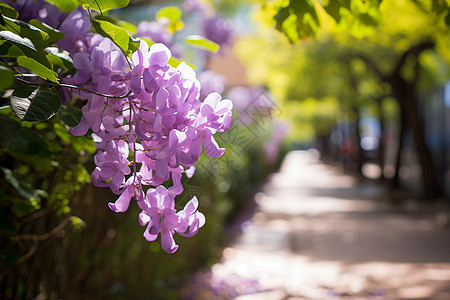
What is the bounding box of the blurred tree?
[236,0,450,198]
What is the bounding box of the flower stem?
[16,78,131,99]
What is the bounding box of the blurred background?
[1,0,450,299]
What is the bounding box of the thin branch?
[16,78,131,99]
[18,241,38,263]
[392,41,434,77]
[11,216,71,242]
[351,52,387,81]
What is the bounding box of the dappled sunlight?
[188,151,450,299]
[2,0,450,298]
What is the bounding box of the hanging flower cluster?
[70,39,232,252]
[5,0,233,253]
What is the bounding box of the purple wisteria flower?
[4,0,66,26]
[228,86,264,125]
[198,70,226,100]
[91,139,131,193]
[201,15,233,47]
[136,21,173,46]
[137,186,205,253]
[264,122,289,164]
[68,38,232,252]
[183,0,206,13]
[57,7,93,55]
[10,0,233,253]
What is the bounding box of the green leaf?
[0,2,19,19]
[0,31,51,67]
[45,47,75,72]
[0,115,48,154]
[70,216,86,230]
[324,0,350,23]
[128,36,140,53]
[2,15,49,50]
[274,0,320,42]
[0,62,16,90]
[185,35,220,53]
[0,30,36,51]
[44,0,77,12]
[0,41,22,57]
[156,6,182,22]
[167,56,196,69]
[92,19,133,55]
[0,166,38,200]
[17,56,59,83]
[10,85,61,122]
[274,6,291,32]
[29,19,65,45]
[58,104,82,127]
[140,37,155,47]
[81,0,130,12]
[117,20,137,34]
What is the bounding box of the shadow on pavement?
[182,151,450,300]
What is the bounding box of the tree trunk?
[354,41,439,198]
[392,107,406,188]
[376,97,386,180]
[354,109,364,176]
[391,75,442,198]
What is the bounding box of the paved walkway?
[185,151,450,300]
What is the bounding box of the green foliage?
[156,6,182,23]
[156,6,184,33]
[10,85,61,122]
[81,0,130,13]
[45,0,78,12]
[58,105,83,127]
[0,114,48,155]
[240,0,450,143]
[0,1,281,299]
[274,0,320,42]
[0,2,18,19]
[17,56,59,82]
[0,62,16,89]
[270,0,383,41]
[184,35,220,53]
[92,18,139,57]
[29,20,65,46]
[45,47,75,72]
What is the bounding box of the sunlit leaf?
[0,2,18,19]
[45,47,74,72]
[323,0,350,23]
[185,35,220,53]
[17,56,59,83]
[167,56,195,69]
[81,0,130,12]
[0,30,36,51]
[0,62,16,90]
[1,16,49,49]
[29,19,65,45]
[92,19,133,55]
[157,6,182,22]
[0,31,51,67]
[117,20,137,34]
[44,0,77,12]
